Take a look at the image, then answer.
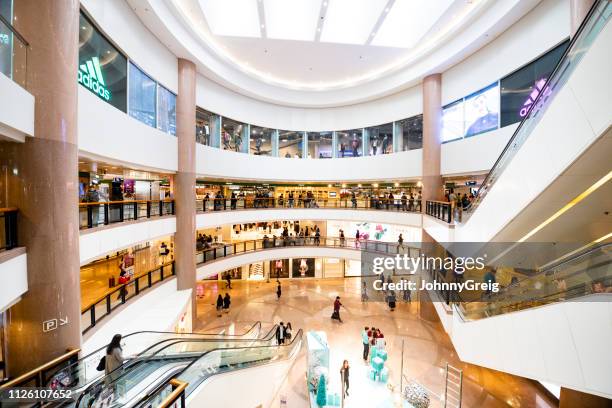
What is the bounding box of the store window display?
[279,131,304,158]
[250,126,274,155]
[221,117,248,153]
[292,258,315,278]
[395,115,422,152]
[337,130,362,158]
[196,108,220,147]
[307,132,333,159]
[366,123,393,155]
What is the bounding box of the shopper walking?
[284,322,293,340]
[361,327,370,361]
[225,273,232,289]
[276,281,282,300]
[223,293,231,313]
[397,233,404,252]
[355,229,360,248]
[340,360,350,397]
[388,291,397,311]
[331,296,344,323]
[216,294,223,317]
[361,280,368,302]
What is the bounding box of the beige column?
[560,388,612,408]
[175,59,197,321]
[570,0,596,37]
[0,0,81,376]
[421,74,444,207]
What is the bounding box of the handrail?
[79,199,174,206]
[158,379,188,408]
[196,236,421,266]
[81,261,175,313]
[0,207,18,213]
[0,349,80,389]
[0,14,29,47]
[461,0,610,222]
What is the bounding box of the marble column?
[175,59,197,322]
[0,0,81,376]
[560,387,612,408]
[421,74,444,206]
[570,0,596,37]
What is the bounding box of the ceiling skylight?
[199,0,261,38]
[372,0,454,49]
[320,0,388,45]
[264,0,321,42]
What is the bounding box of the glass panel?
[196,108,220,146]
[278,131,303,158]
[78,12,127,111]
[128,62,157,128]
[250,126,274,155]
[396,115,422,151]
[221,117,248,153]
[441,100,464,143]
[337,129,362,158]
[306,132,333,159]
[157,85,176,136]
[365,123,393,155]
[500,40,569,127]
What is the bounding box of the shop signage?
[78,56,111,101]
[519,78,550,118]
[42,315,69,333]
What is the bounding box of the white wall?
[197,75,422,131]
[441,124,517,176]
[447,295,612,399]
[197,144,422,182]
[78,87,178,173]
[187,349,299,408]
[79,217,176,265]
[454,17,611,243]
[80,0,178,92]
[442,0,569,105]
[0,250,27,313]
[197,247,363,280]
[0,73,34,142]
[82,279,191,354]
[197,209,422,231]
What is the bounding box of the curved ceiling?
[128,0,540,107]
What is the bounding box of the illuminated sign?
[519,78,551,118]
[78,56,111,101]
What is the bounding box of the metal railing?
[80,261,175,334]
[460,0,611,223]
[0,349,79,389]
[0,13,28,88]
[78,199,174,230]
[0,207,18,250]
[196,196,422,213]
[196,236,421,265]
[425,201,452,223]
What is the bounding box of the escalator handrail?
[75,325,280,406]
[129,329,304,408]
[461,0,609,220]
[46,321,263,389]
[456,243,611,318]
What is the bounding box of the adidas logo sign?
[78,57,111,101]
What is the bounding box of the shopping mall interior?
[0,0,610,407]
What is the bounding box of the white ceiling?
[191,0,475,86]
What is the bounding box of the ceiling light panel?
[321,0,388,45]
[264,0,320,41]
[372,0,454,49]
[199,0,261,38]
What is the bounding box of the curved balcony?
[195,236,420,280]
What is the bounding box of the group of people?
[196,233,215,251]
[275,321,293,345]
[360,326,386,361]
[277,191,319,208]
[215,293,232,316]
[262,225,322,248]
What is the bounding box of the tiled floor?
[195,278,558,408]
[80,242,173,308]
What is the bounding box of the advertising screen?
[464,82,499,137]
[441,100,464,143]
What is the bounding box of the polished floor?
[80,240,173,308]
[194,278,558,408]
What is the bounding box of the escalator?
[81,329,303,407]
[65,323,279,407]
[443,0,612,244]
